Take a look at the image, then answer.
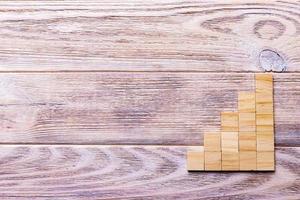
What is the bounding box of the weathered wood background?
[0,0,299,199]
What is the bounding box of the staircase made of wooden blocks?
[187,74,275,171]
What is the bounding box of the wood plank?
[0,1,299,71]
[0,145,298,199]
[0,73,299,146]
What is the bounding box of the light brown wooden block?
[256,74,273,103]
[204,132,221,152]
[205,151,221,171]
[240,151,256,171]
[221,132,239,152]
[255,74,273,91]
[187,147,204,171]
[222,152,239,171]
[238,92,255,113]
[239,132,256,151]
[239,113,256,132]
[257,132,274,151]
[257,151,275,171]
[221,112,238,132]
[256,114,274,126]
[256,102,273,114]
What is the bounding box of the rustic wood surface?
[0,0,300,199]
[0,73,299,146]
[0,0,298,72]
[0,146,298,199]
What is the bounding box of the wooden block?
[222,152,239,171]
[204,132,221,152]
[239,113,256,132]
[240,151,256,171]
[221,112,238,132]
[255,74,273,90]
[204,151,221,171]
[238,92,255,113]
[256,114,274,126]
[187,147,204,171]
[221,132,239,152]
[257,151,275,171]
[256,102,273,114]
[239,132,256,151]
[256,74,273,103]
[257,132,274,151]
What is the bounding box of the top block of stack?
[256,74,273,114]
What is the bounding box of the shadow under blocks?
[187,73,275,172]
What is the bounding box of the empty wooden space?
[0,0,299,199]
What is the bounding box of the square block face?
[187,150,204,171]
[222,132,239,152]
[239,132,256,151]
[256,102,273,114]
[256,74,273,103]
[257,132,274,151]
[204,132,221,152]
[240,151,256,171]
[205,152,221,171]
[256,125,274,132]
[221,112,239,132]
[238,92,255,113]
[257,152,275,171]
[256,114,274,126]
[222,152,239,171]
[239,113,256,132]
[255,74,273,91]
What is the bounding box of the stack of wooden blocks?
[187,74,275,171]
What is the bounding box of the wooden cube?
[256,102,273,114]
[256,74,273,103]
[255,74,273,90]
[204,132,221,152]
[222,132,239,152]
[257,132,274,151]
[256,114,274,126]
[221,112,238,132]
[222,152,239,171]
[205,151,221,171]
[240,151,256,171]
[239,113,256,132]
[238,92,255,113]
[187,147,204,171]
[257,151,275,171]
[239,132,256,151]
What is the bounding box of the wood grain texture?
[0,145,298,199]
[0,73,299,146]
[0,0,299,71]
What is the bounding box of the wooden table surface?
[0,1,299,199]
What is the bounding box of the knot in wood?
[259,49,286,72]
